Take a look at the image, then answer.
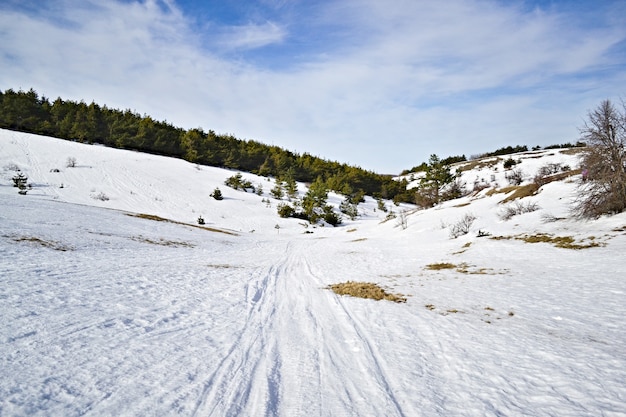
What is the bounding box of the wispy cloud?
[1,0,624,173]
[214,21,286,50]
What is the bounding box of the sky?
[1,0,625,174]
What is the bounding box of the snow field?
[1,129,626,416]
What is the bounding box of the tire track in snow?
[191,243,287,417]
[191,237,419,416]
[335,301,407,415]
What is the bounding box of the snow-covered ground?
[1,129,625,416]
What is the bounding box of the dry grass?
[7,235,73,251]
[498,183,540,203]
[425,262,503,275]
[452,242,472,255]
[425,262,457,270]
[486,169,579,204]
[455,157,502,172]
[560,147,586,155]
[327,281,407,303]
[130,235,195,248]
[207,264,239,269]
[491,233,604,249]
[127,213,238,235]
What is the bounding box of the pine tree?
[210,187,223,200]
[416,154,457,207]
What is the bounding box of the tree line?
[0,88,414,203]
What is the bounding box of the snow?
[1,129,626,416]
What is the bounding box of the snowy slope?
[1,129,625,416]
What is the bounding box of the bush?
[503,157,517,169]
[441,177,466,201]
[322,205,342,226]
[339,199,359,220]
[277,203,295,218]
[396,210,408,230]
[270,182,284,199]
[376,197,387,212]
[210,187,223,200]
[499,201,540,221]
[505,168,524,185]
[66,156,77,168]
[449,213,476,239]
[12,172,28,188]
[225,173,254,192]
[92,192,109,201]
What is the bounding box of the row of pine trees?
[0,88,414,203]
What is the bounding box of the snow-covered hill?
[1,129,625,416]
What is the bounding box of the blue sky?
[1,0,625,173]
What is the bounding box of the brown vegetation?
[327,281,407,303]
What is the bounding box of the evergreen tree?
[210,187,223,200]
[417,154,457,207]
[302,177,329,223]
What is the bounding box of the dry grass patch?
[455,157,502,172]
[130,235,195,248]
[561,147,586,155]
[498,183,540,203]
[491,233,604,249]
[425,262,457,270]
[452,242,472,255]
[426,261,503,275]
[7,234,73,251]
[127,213,238,235]
[207,264,240,269]
[327,281,407,303]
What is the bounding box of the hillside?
[1,129,625,416]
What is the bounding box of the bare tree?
[574,99,626,218]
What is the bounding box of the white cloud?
[215,21,287,50]
[0,0,624,173]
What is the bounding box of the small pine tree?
[12,172,28,188]
[211,187,223,200]
[323,205,342,226]
[277,203,295,218]
[283,175,298,200]
[270,181,284,199]
[339,198,358,220]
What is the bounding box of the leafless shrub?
[91,192,109,201]
[541,213,566,223]
[505,168,524,185]
[441,177,467,200]
[472,181,490,194]
[449,213,476,239]
[534,163,563,185]
[573,99,626,218]
[396,210,408,230]
[499,201,540,221]
[66,156,77,168]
